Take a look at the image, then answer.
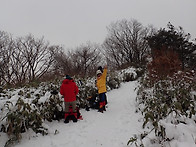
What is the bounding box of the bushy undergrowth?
[107,73,121,90]
[1,98,48,147]
[76,78,98,108]
[0,83,63,147]
[120,67,144,82]
[128,67,196,146]
[0,67,141,147]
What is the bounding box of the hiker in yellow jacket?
[96,65,107,113]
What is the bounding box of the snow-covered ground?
[7,81,143,147]
[1,80,196,147]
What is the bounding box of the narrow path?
[15,81,143,147]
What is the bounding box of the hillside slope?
[13,81,142,147]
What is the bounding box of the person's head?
[98,66,103,73]
[96,70,102,78]
[65,75,72,80]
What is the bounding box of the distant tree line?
[0,19,195,87]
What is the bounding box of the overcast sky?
[0,0,196,49]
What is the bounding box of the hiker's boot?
[72,113,77,123]
[98,107,104,113]
[103,106,106,111]
[98,102,104,113]
[64,113,69,123]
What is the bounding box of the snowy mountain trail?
[13,81,143,147]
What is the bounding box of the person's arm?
[102,65,107,78]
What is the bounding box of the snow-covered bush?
[0,82,62,146]
[1,98,48,147]
[0,67,141,147]
[129,70,196,146]
[107,73,121,90]
[36,93,64,122]
[76,78,97,108]
[119,67,143,82]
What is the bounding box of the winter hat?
[96,70,102,75]
[98,66,103,73]
[66,75,72,80]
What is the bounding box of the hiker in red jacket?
[60,75,79,123]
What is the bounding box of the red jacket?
[60,79,79,102]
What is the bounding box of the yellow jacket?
[96,68,107,94]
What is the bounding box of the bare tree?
[103,19,154,69]
[11,42,29,85]
[69,42,103,78]
[15,34,55,82]
[0,31,15,86]
[51,46,73,77]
